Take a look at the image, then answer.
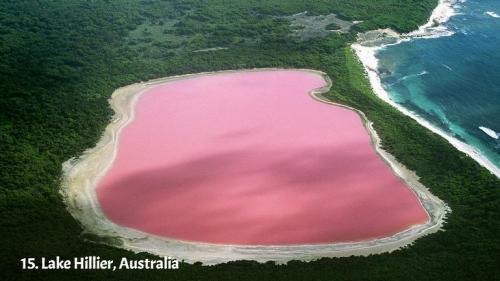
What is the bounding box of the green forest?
[1,0,499,280]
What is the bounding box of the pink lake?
[96,70,428,245]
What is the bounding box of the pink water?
[96,70,428,245]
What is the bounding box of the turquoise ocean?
[376,0,500,169]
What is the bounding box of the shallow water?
[96,70,427,245]
[377,0,500,167]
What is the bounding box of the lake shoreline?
[61,68,448,265]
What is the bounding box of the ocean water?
[376,0,500,168]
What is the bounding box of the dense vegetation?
[1,0,499,280]
[325,22,342,30]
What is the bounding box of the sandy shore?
[61,68,448,265]
[352,0,500,178]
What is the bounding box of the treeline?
[1,0,499,280]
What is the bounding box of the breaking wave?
[485,11,500,18]
[479,126,499,140]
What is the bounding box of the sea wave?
[442,64,453,71]
[485,11,500,18]
[390,71,429,86]
[479,126,499,140]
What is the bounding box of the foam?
[442,64,453,71]
[479,126,499,140]
[407,0,458,38]
[486,11,500,18]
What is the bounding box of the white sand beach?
[352,0,500,178]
